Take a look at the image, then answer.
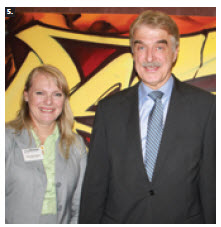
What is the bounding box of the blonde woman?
[5,65,87,224]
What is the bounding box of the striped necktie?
[144,91,164,182]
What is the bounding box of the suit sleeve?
[70,136,87,224]
[79,102,110,223]
[199,97,216,223]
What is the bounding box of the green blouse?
[32,125,59,215]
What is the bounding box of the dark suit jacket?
[79,77,216,224]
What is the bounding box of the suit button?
[56,182,61,187]
[58,205,62,211]
[149,190,155,196]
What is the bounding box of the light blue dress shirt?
[138,76,174,159]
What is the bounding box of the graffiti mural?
[5,12,216,146]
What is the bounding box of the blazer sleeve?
[5,128,15,190]
[70,136,87,224]
[79,102,110,223]
[199,97,216,223]
[5,128,13,160]
[5,129,12,195]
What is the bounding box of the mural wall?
[5,11,216,147]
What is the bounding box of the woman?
[5,65,87,224]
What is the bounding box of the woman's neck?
[32,122,56,145]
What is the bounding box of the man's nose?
[145,48,154,62]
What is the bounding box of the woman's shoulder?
[5,126,17,158]
[5,125,15,134]
[5,126,29,143]
[69,133,87,158]
[5,126,17,144]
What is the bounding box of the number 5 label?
[5,7,15,17]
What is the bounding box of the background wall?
[5,7,216,147]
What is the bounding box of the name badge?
[22,148,44,162]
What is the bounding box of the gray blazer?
[5,127,87,224]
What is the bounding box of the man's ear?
[173,46,179,63]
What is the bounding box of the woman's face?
[24,73,65,128]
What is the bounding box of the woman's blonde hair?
[130,10,180,52]
[7,64,76,159]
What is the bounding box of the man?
[79,10,215,224]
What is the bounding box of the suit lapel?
[152,78,187,184]
[121,78,189,185]
[55,140,68,185]
[15,129,68,181]
[125,83,151,184]
[14,129,45,173]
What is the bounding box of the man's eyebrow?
[156,39,168,45]
[133,40,143,45]
[133,39,168,45]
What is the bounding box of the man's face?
[132,25,178,90]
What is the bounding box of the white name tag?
[22,148,44,162]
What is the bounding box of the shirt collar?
[139,75,174,106]
[31,124,59,146]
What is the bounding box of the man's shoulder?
[99,83,139,106]
[174,77,215,102]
